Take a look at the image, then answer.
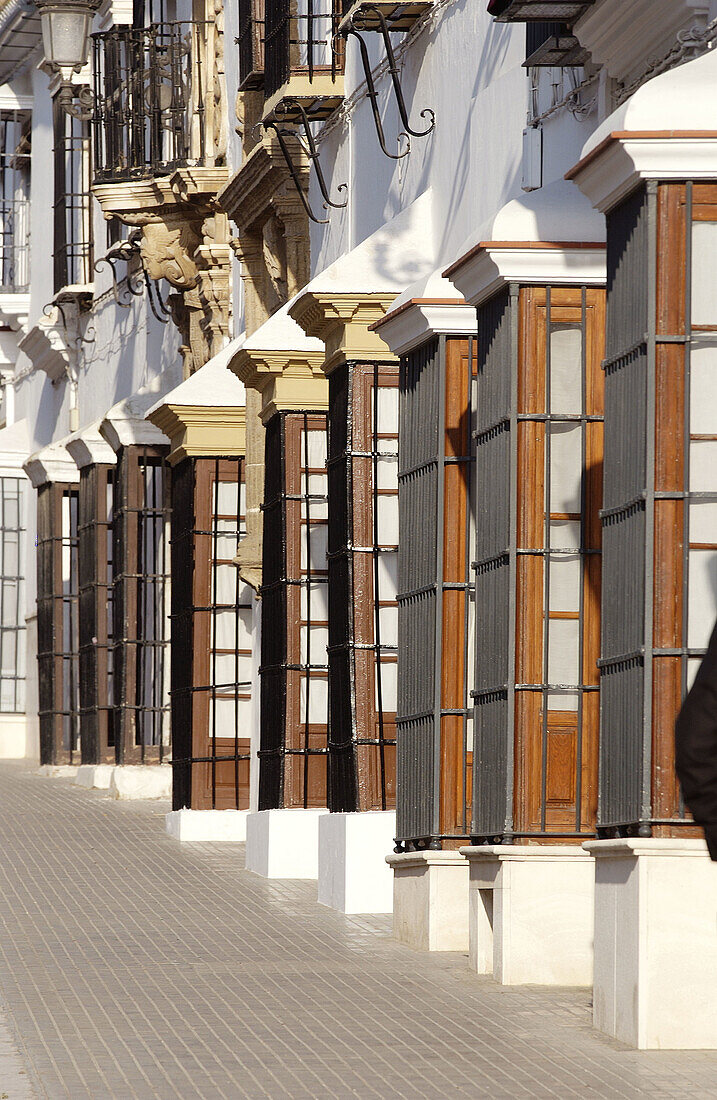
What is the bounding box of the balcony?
[92,21,223,184]
[338,0,432,35]
[0,199,29,292]
[488,0,594,20]
[238,0,265,90]
[263,0,344,123]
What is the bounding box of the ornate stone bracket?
[93,169,231,375]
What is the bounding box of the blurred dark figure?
[676,620,717,859]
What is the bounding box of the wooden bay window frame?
[78,462,115,763]
[37,480,81,765]
[472,282,605,842]
[395,335,476,849]
[112,444,171,764]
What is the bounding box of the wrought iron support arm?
[263,100,348,225]
[343,4,435,157]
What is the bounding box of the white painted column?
[586,838,717,1049]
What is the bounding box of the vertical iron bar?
[432,337,447,841]
[575,284,587,833]
[641,181,658,835]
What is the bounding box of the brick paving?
[0,764,716,1099]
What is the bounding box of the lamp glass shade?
[38,2,96,74]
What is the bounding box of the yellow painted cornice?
[288,292,399,374]
[231,347,328,423]
[148,404,246,466]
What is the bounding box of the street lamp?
[35,0,101,118]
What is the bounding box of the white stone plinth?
[37,764,79,779]
[165,809,249,842]
[386,850,470,951]
[75,764,114,790]
[586,838,717,1049]
[461,845,594,986]
[245,808,328,878]
[318,811,396,913]
[109,765,172,800]
[0,715,28,758]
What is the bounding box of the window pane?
[550,324,583,414]
[691,222,717,325]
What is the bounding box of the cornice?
[230,346,328,422]
[566,131,717,213]
[289,292,399,374]
[445,244,606,308]
[218,134,303,231]
[65,425,117,468]
[99,413,169,453]
[23,444,80,488]
[148,404,246,465]
[372,297,478,357]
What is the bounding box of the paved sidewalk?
[0,764,716,1099]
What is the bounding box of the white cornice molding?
[23,442,80,487]
[99,414,169,452]
[65,423,117,468]
[444,244,606,309]
[567,132,717,213]
[373,299,477,357]
[0,292,29,333]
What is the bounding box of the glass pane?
[304,429,326,468]
[301,523,328,572]
[690,441,717,492]
[376,660,397,711]
[691,222,717,325]
[378,603,398,647]
[376,456,398,491]
[213,608,238,651]
[375,387,399,435]
[549,517,581,551]
[300,623,329,665]
[547,617,580,686]
[548,554,581,613]
[377,550,398,595]
[208,695,239,738]
[211,563,238,605]
[549,424,582,514]
[215,480,239,516]
[688,548,717,650]
[547,689,579,712]
[690,345,717,435]
[300,675,328,723]
[377,494,399,544]
[300,580,329,622]
[550,324,583,414]
[689,501,717,544]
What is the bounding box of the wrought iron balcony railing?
[0,199,29,291]
[264,0,344,102]
[92,21,221,184]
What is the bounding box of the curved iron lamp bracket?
[264,100,348,225]
[346,4,435,147]
[143,269,172,324]
[343,26,410,159]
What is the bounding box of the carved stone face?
[140,221,200,290]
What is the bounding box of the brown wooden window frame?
[259,411,329,809]
[78,462,115,763]
[171,456,252,810]
[112,444,171,764]
[37,481,80,765]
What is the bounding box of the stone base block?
[0,715,28,759]
[165,809,249,842]
[386,850,470,951]
[37,764,79,779]
[245,808,328,879]
[586,838,717,1049]
[461,845,594,986]
[109,765,172,800]
[75,765,114,790]
[318,811,395,914]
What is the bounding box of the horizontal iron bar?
[601,335,648,369]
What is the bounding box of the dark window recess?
[53,94,92,293]
[37,483,80,766]
[0,477,26,714]
[396,336,476,850]
[112,446,170,764]
[524,20,589,66]
[92,20,220,184]
[238,0,265,89]
[171,457,253,811]
[78,463,115,764]
[0,112,30,291]
[327,361,398,813]
[264,0,344,99]
[259,412,329,810]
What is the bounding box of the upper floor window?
[264,0,343,100]
[0,112,30,292]
[53,92,93,292]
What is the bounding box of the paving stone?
[0,762,715,1098]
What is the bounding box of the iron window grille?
[0,478,26,714]
[171,457,253,811]
[599,180,717,839]
[0,112,30,291]
[327,361,398,813]
[78,463,115,764]
[264,0,344,100]
[238,0,265,90]
[53,92,93,293]
[471,283,605,843]
[396,336,476,850]
[259,412,329,809]
[37,483,80,765]
[112,446,171,764]
[92,20,220,184]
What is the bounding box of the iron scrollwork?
[263,100,348,225]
